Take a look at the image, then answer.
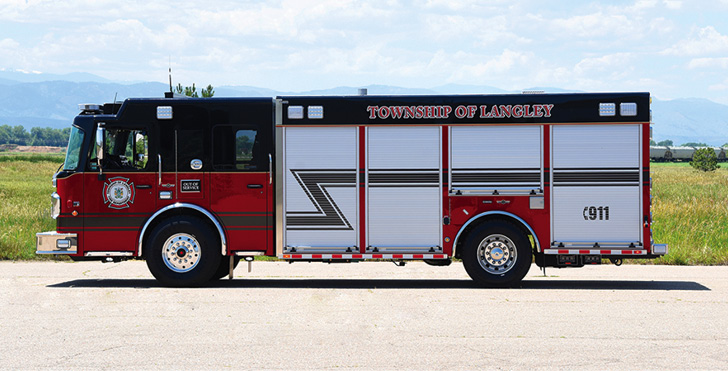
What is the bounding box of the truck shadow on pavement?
[48,279,710,291]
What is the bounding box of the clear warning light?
[599,103,616,116]
[620,102,637,116]
[308,105,324,119]
[288,106,304,119]
[157,106,173,120]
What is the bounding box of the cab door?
[83,125,157,254]
[209,102,273,253]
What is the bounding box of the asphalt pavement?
[1,261,726,370]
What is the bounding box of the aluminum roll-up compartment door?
[551,124,642,247]
[284,127,358,251]
[367,126,441,251]
[451,126,542,194]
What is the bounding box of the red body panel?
[55,173,85,254]
[209,172,272,254]
[82,172,158,254]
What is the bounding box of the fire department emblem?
[103,176,135,209]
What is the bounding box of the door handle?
[247,184,263,189]
[137,185,152,189]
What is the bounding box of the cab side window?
[89,128,149,171]
[212,125,263,171]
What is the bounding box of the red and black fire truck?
[37,91,667,287]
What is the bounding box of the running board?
[544,249,647,255]
[280,253,449,260]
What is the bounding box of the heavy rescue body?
[37,92,667,287]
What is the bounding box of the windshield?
[63,126,85,171]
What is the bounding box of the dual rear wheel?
[461,221,532,287]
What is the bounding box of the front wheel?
[462,221,532,287]
[145,216,221,287]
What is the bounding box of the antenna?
[166,56,174,98]
[168,56,173,93]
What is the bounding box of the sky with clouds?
[1,0,728,103]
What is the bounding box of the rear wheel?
[462,221,532,287]
[145,216,221,287]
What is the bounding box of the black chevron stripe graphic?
[286,169,356,230]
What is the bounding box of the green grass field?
[650,162,728,264]
[0,154,726,264]
[0,153,64,259]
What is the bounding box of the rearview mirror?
[95,123,105,162]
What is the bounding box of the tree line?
[650,139,728,147]
[0,125,71,147]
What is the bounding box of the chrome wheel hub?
[162,233,201,273]
[476,234,517,274]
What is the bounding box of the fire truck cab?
[37,92,667,287]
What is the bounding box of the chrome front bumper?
[36,231,77,255]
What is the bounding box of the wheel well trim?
[452,211,540,257]
[137,202,227,257]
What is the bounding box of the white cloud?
[574,53,633,75]
[662,26,728,56]
[688,57,728,69]
[0,38,19,49]
[551,12,635,38]
[708,76,728,91]
[663,0,682,9]
[629,0,659,11]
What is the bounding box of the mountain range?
[0,70,725,146]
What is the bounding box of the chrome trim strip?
[233,251,266,256]
[137,202,227,257]
[275,99,285,257]
[85,251,134,257]
[452,211,541,256]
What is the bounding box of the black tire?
[145,216,221,287]
[461,221,532,287]
[211,256,241,281]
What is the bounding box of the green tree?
[29,127,70,146]
[201,84,214,98]
[682,142,709,147]
[690,147,719,171]
[650,139,656,145]
[0,125,11,144]
[657,139,673,146]
[174,83,215,98]
[10,125,30,145]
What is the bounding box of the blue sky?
[2,0,728,103]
